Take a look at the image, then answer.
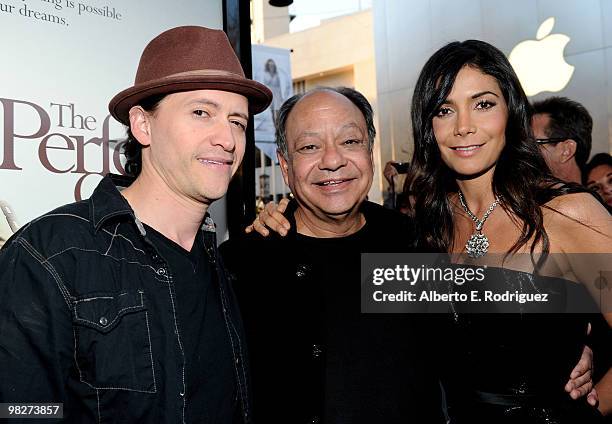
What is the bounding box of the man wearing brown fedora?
[0,26,271,423]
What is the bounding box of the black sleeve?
[0,239,74,404]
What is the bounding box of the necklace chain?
[458,191,501,231]
[457,191,502,258]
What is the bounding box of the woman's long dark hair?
[408,40,585,256]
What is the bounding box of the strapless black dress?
[436,267,606,423]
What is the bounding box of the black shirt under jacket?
[144,224,237,423]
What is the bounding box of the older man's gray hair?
[274,87,376,159]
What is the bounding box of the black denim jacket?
[0,176,251,423]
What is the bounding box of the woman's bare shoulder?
[545,192,608,221]
[544,192,611,253]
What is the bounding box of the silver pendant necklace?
[458,191,501,258]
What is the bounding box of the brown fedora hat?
[109,26,273,125]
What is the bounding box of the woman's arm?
[546,192,612,414]
[545,192,612,326]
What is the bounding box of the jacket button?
[312,344,323,358]
[99,317,108,326]
[157,268,167,275]
[296,264,310,278]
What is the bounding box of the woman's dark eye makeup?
[476,99,495,109]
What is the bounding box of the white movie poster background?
[0,0,223,245]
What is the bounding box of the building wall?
[264,10,384,203]
[374,0,612,169]
[301,68,354,92]
[251,0,290,44]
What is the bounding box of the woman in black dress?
[408,39,612,423]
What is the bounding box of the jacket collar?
[89,174,216,234]
[89,175,136,231]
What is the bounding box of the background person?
[382,160,412,211]
[531,96,592,184]
[585,153,612,208]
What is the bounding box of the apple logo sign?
[509,17,574,97]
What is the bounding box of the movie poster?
[252,44,292,161]
[0,0,223,245]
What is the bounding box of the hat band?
[137,68,244,84]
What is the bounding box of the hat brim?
[108,73,273,125]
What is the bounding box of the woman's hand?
[565,344,598,405]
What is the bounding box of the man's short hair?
[532,96,593,169]
[275,87,376,158]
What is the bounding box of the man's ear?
[129,106,152,147]
[277,150,290,186]
[560,139,577,163]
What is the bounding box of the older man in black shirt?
[222,87,445,423]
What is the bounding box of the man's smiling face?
[279,90,373,220]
